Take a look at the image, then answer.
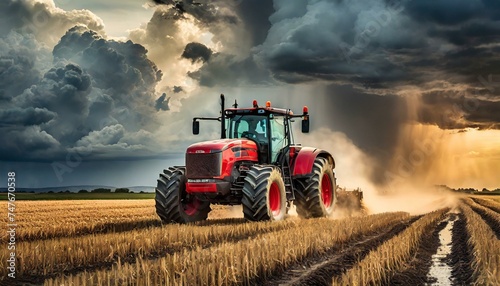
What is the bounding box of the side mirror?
[193,120,200,135]
[301,116,310,133]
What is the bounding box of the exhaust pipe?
[220,94,226,139]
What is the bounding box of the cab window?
[270,116,286,162]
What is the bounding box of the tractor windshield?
[228,115,267,142]
[228,114,288,163]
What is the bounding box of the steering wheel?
[241,131,256,139]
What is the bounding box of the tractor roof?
[224,100,295,117]
[225,106,293,117]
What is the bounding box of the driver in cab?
[241,118,267,145]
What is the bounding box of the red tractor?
[155,94,338,223]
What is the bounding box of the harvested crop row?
[0,202,239,242]
[0,200,157,242]
[471,197,500,213]
[6,201,155,222]
[332,208,448,285]
[2,218,298,280]
[460,202,500,284]
[45,212,410,286]
[5,200,154,215]
[1,213,158,242]
[463,198,500,239]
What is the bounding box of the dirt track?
[263,216,421,285]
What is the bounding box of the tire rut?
[385,214,450,285]
[261,215,422,286]
[448,213,475,285]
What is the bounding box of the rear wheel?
[294,157,336,218]
[155,167,211,223]
[242,166,287,221]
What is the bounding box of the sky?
[0,0,499,190]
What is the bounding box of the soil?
[448,213,475,285]
[260,216,422,286]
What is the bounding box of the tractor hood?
[186,139,258,154]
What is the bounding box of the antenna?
[220,94,226,139]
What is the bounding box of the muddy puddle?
[426,214,457,285]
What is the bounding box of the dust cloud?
[296,127,461,216]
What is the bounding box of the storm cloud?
[0,1,165,162]
[155,93,171,111]
[181,42,212,63]
[147,0,275,88]
[160,0,500,131]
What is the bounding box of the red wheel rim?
[183,199,200,216]
[321,174,333,208]
[269,182,281,216]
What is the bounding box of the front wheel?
[155,167,211,223]
[242,166,287,221]
[294,157,336,218]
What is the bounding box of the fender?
[292,147,335,177]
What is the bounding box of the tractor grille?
[186,152,221,178]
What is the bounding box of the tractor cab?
[192,97,310,166]
[225,101,296,164]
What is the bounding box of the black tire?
[155,167,211,223]
[242,165,287,222]
[294,157,336,218]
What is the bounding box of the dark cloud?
[405,0,485,26]
[52,27,101,60]
[13,64,93,144]
[0,22,164,161]
[16,64,91,114]
[147,0,275,87]
[53,26,163,132]
[54,27,162,94]
[181,42,212,63]
[173,86,183,93]
[188,53,272,87]
[155,93,171,111]
[151,0,238,25]
[0,126,60,161]
[0,107,56,127]
[252,0,500,93]
[249,0,500,131]
[232,0,274,46]
[0,32,45,101]
[419,91,500,130]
